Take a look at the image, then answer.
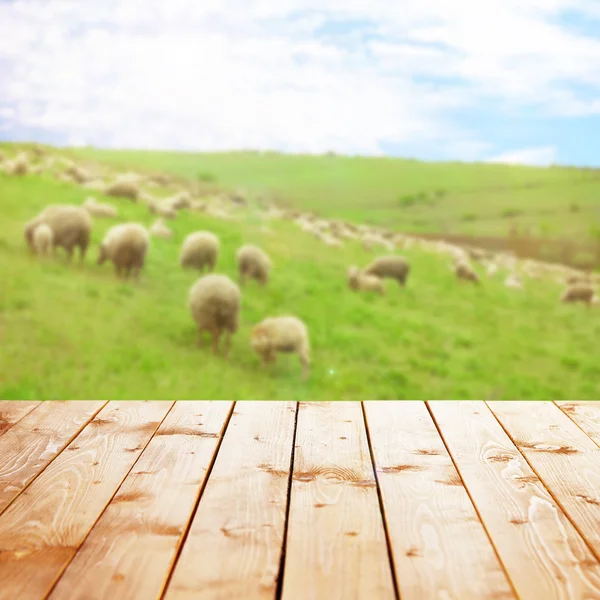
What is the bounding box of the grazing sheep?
[236,244,272,286]
[561,283,596,306]
[4,152,29,176]
[505,273,523,289]
[486,262,498,276]
[347,266,385,295]
[180,231,220,272]
[188,274,241,356]
[320,233,343,248]
[83,197,118,218]
[97,222,150,280]
[363,255,410,286]
[24,205,92,262]
[148,199,177,219]
[65,165,90,184]
[251,315,310,380]
[82,179,106,190]
[167,192,191,210]
[455,260,480,284]
[104,178,140,201]
[149,218,172,239]
[32,224,54,257]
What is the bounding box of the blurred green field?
[1,143,599,400]
[71,147,600,240]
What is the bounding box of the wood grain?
[49,401,233,600]
[164,401,296,600]
[0,401,106,515]
[364,401,515,600]
[488,401,600,560]
[556,402,600,448]
[281,402,395,600]
[430,401,600,599]
[0,401,41,436]
[0,400,173,599]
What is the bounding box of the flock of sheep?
[3,145,599,382]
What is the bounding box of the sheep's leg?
[115,265,123,279]
[79,243,87,264]
[196,328,205,348]
[222,331,232,358]
[299,350,310,381]
[65,246,74,264]
[212,330,222,356]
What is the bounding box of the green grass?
[67,146,600,241]
[1,143,600,400]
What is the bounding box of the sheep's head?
[250,324,270,356]
[347,266,360,289]
[97,243,107,265]
[23,221,37,252]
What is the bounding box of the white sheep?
[149,218,172,239]
[24,205,93,262]
[504,273,523,289]
[83,197,118,218]
[180,231,220,272]
[236,244,272,286]
[97,222,150,280]
[32,224,54,257]
[347,266,385,295]
[251,315,310,380]
[188,274,241,356]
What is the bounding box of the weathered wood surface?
[0,400,599,600]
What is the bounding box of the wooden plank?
[0,401,41,436]
[0,400,173,599]
[49,401,233,600]
[164,401,296,600]
[364,401,515,600]
[556,402,600,448]
[0,401,107,515]
[281,402,396,600]
[488,401,600,560]
[430,401,600,599]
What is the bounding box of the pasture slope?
[0,142,598,400]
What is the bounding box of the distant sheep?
[236,244,272,286]
[180,231,220,272]
[320,233,343,248]
[504,273,523,289]
[24,205,92,262]
[363,255,410,286]
[4,152,29,176]
[188,274,241,356]
[486,263,498,276]
[251,315,310,380]
[148,199,177,219]
[32,224,54,257]
[347,266,385,295]
[83,197,118,218]
[455,260,480,284]
[97,222,150,280]
[65,165,90,184]
[149,218,173,239]
[104,177,140,201]
[561,283,596,306]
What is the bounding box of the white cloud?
[485,146,558,166]
[0,0,599,157]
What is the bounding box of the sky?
[0,0,599,166]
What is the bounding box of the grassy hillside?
[71,147,600,241]
[1,143,599,400]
